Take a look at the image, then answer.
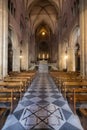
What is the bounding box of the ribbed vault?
[24,0,63,62]
[25,0,61,34]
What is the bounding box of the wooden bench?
[0,81,23,99]
[4,73,35,91]
[63,81,87,114]
[62,81,87,98]
[8,71,36,82]
[5,76,31,84]
[52,75,82,92]
[73,88,87,114]
[50,72,83,99]
[79,108,87,117]
[9,71,36,78]
[4,78,28,91]
[0,88,14,112]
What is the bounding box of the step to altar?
[38,60,48,73]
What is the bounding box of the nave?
[2,73,83,130]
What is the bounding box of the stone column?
[0,0,8,78]
[80,0,85,76]
[0,0,3,78]
[67,47,75,71]
[21,39,29,71]
[58,42,62,70]
[13,48,20,72]
[2,0,8,77]
[84,0,87,76]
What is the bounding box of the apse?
[35,23,51,61]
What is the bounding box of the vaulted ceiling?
[24,0,64,11]
[24,0,63,34]
[23,0,65,62]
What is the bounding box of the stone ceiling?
[24,0,64,34]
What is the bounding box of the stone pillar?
[13,48,20,72]
[59,51,66,71]
[2,0,8,77]
[21,40,29,70]
[0,0,8,78]
[80,0,85,76]
[0,0,3,78]
[29,34,35,63]
[58,42,62,70]
[80,0,87,76]
[67,48,75,71]
[84,0,87,76]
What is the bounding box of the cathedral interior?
[0,0,87,130]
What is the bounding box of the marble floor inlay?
[2,73,83,130]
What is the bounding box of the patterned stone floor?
[2,73,83,130]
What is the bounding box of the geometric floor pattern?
[2,73,84,130]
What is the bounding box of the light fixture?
[19,55,23,59]
[20,50,23,59]
[42,31,45,36]
[64,49,68,60]
[64,54,68,60]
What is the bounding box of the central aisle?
[2,73,83,130]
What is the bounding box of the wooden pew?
[4,76,31,84]
[62,81,87,98]
[4,72,36,91]
[73,88,87,114]
[79,108,87,117]
[62,81,87,114]
[9,71,36,78]
[4,78,28,91]
[0,81,23,99]
[0,71,36,112]
[52,74,82,92]
[60,78,82,92]
[0,88,13,112]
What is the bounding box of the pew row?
[0,71,36,112]
[62,81,87,114]
[79,108,87,117]
[0,88,14,112]
[50,71,82,92]
[4,78,29,91]
[0,81,23,112]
